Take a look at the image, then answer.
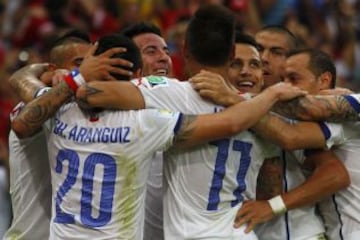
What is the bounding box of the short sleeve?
[138,109,182,151]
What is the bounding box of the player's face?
[284,53,321,94]
[133,33,172,77]
[60,43,91,70]
[228,43,263,94]
[255,31,289,89]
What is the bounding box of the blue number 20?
[207,139,252,210]
[54,149,116,227]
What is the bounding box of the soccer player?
[122,22,172,239]
[191,31,333,240]
[253,25,326,240]
[122,22,172,77]
[64,5,314,240]
[3,29,92,240]
[236,48,359,240]
[10,32,305,240]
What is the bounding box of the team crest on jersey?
[144,76,169,89]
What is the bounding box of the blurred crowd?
[0,0,360,232]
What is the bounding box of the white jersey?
[4,102,52,240]
[45,102,180,240]
[253,117,325,240]
[143,151,164,240]
[133,76,277,239]
[316,94,360,240]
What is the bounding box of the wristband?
[34,87,52,98]
[64,69,86,93]
[268,195,287,216]
[71,69,86,86]
[64,74,78,93]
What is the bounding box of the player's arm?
[252,113,327,150]
[11,81,73,138]
[172,82,306,148]
[76,81,145,110]
[234,150,350,233]
[273,94,360,122]
[256,157,283,200]
[8,63,49,102]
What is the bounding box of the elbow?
[11,119,33,139]
[329,161,350,190]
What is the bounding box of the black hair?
[288,48,336,88]
[258,25,298,51]
[121,22,162,39]
[235,32,260,50]
[47,28,91,65]
[95,33,142,80]
[50,29,91,49]
[185,4,235,66]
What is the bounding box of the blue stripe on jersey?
[332,194,345,240]
[173,113,183,134]
[318,122,331,140]
[282,150,291,240]
[343,95,360,113]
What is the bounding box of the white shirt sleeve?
[343,94,360,114]
[137,108,182,152]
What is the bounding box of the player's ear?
[318,71,332,90]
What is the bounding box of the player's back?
[46,102,179,240]
[134,76,275,239]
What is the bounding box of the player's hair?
[258,25,298,51]
[95,33,142,81]
[121,22,162,39]
[288,48,337,88]
[185,4,235,66]
[50,28,91,49]
[48,28,91,66]
[235,32,260,50]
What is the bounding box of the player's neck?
[190,63,230,82]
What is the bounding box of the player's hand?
[189,70,243,106]
[234,200,275,233]
[318,87,353,95]
[79,42,134,82]
[267,82,307,101]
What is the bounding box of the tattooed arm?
[11,81,73,138]
[8,63,49,102]
[76,81,145,110]
[235,150,349,233]
[252,113,326,150]
[256,157,283,200]
[273,94,359,122]
[171,83,306,149]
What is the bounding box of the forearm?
[11,81,73,138]
[173,87,280,148]
[273,94,359,122]
[282,155,349,210]
[252,114,326,150]
[76,81,145,110]
[9,64,48,102]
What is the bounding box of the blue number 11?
[207,139,252,210]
